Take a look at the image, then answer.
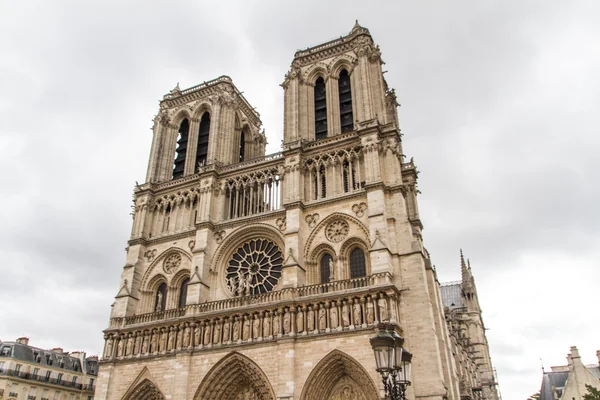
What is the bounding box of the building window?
[320,253,334,284]
[314,76,327,140]
[72,376,77,384]
[33,367,40,377]
[0,346,11,356]
[338,69,354,132]
[173,118,190,180]
[349,247,366,278]
[178,278,190,309]
[15,364,22,373]
[57,373,63,382]
[54,391,60,400]
[195,112,210,171]
[239,130,245,162]
[155,282,167,312]
[0,361,5,372]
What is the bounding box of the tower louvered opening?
[314,77,327,140]
[196,112,210,171]
[173,119,189,179]
[239,130,246,162]
[338,69,353,132]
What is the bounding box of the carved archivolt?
[194,352,276,400]
[300,350,378,400]
[141,248,192,290]
[121,368,165,400]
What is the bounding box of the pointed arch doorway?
[194,352,276,400]
[300,350,379,400]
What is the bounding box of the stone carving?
[308,307,315,331]
[242,316,251,341]
[305,213,320,229]
[117,337,124,357]
[155,291,163,312]
[167,329,175,350]
[204,325,211,345]
[330,304,339,329]
[150,331,158,353]
[144,249,157,262]
[141,335,149,354]
[194,325,201,346]
[273,312,281,336]
[160,329,167,352]
[252,315,260,339]
[378,296,389,322]
[325,219,350,243]
[126,335,133,356]
[214,230,226,244]
[223,320,230,343]
[366,301,375,324]
[188,240,196,251]
[318,306,327,330]
[342,301,350,327]
[183,326,191,347]
[105,337,113,358]
[233,319,240,341]
[353,301,362,326]
[297,308,304,333]
[134,335,141,355]
[263,313,271,337]
[283,311,291,334]
[163,253,182,274]
[275,217,286,232]
[351,202,367,217]
[213,323,221,344]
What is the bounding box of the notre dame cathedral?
[95,22,500,400]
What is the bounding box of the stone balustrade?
[102,274,400,361]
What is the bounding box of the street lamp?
[370,326,413,400]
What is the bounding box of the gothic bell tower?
[96,22,498,400]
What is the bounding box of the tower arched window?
[196,112,210,171]
[320,253,334,284]
[154,283,167,312]
[338,69,353,132]
[239,130,245,162]
[314,76,327,140]
[178,278,189,309]
[173,119,189,179]
[349,248,366,279]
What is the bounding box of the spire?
[461,249,468,282]
[350,20,362,34]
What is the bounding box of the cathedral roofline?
[291,21,373,65]
[160,75,261,125]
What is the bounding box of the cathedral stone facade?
[95,23,500,400]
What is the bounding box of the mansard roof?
[440,281,464,311]
[0,340,98,376]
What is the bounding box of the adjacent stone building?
[539,347,600,400]
[95,22,500,400]
[0,337,97,400]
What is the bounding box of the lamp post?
[370,326,412,400]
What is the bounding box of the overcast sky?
[1,1,599,399]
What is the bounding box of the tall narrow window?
[155,283,167,312]
[314,77,327,140]
[173,119,189,179]
[338,69,354,132]
[239,130,245,162]
[178,278,189,309]
[320,254,333,283]
[349,248,366,278]
[196,112,210,171]
[320,165,327,198]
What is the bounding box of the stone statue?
[150,331,158,353]
[330,304,339,329]
[252,316,260,339]
[104,337,113,359]
[155,292,163,312]
[353,302,362,326]
[167,330,175,350]
[245,274,253,297]
[223,321,230,342]
[328,258,335,281]
[296,308,304,333]
[263,314,271,337]
[366,301,375,324]
[160,330,167,351]
[141,335,149,354]
[342,302,350,327]
[283,311,291,334]
[176,328,183,349]
[213,323,221,344]
[183,326,190,347]
[236,273,246,297]
[243,316,251,341]
[134,335,141,355]
[126,336,133,356]
[378,297,389,322]
[204,325,211,345]
[273,312,281,336]
[318,306,327,330]
[117,337,124,357]
[194,326,201,346]
[307,307,315,331]
[233,319,240,341]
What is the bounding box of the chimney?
[16,337,29,345]
[51,347,64,354]
[596,350,599,367]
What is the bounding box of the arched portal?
[194,352,276,400]
[300,350,378,400]
[122,378,165,400]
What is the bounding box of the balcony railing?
[103,273,400,361]
[0,370,93,392]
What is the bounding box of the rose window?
[226,239,283,296]
[163,253,182,274]
[325,219,350,243]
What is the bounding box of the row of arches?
[121,350,377,400]
[314,68,354,140]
